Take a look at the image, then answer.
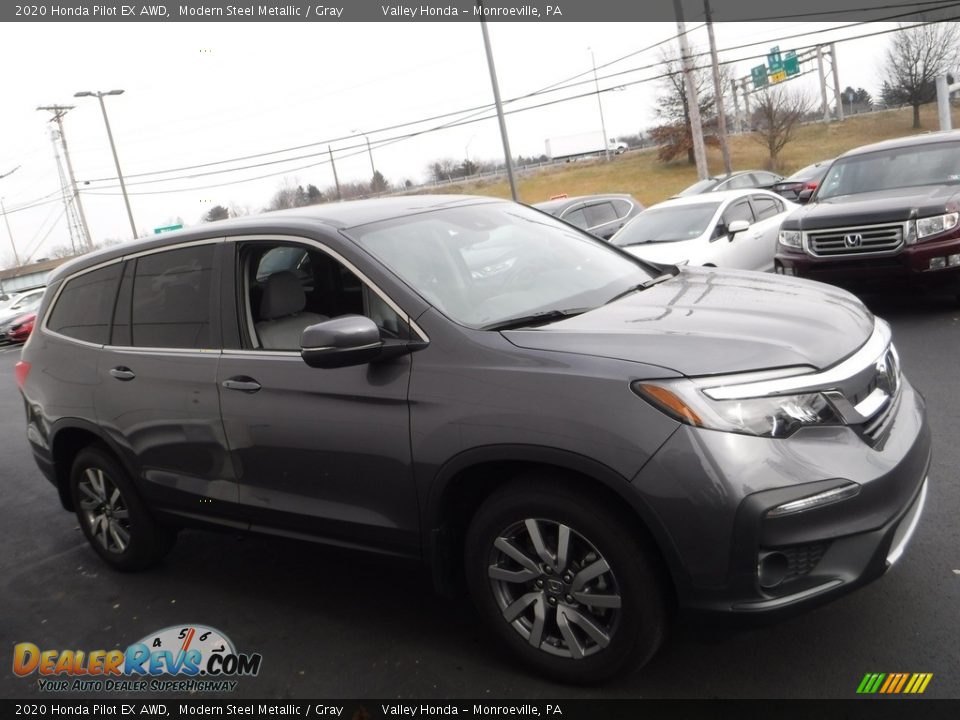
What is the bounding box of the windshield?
[675,178,719,197]
[818,141,960,200]
[346,202,654,328]
[785,161,829,182]
[611,202,721,246]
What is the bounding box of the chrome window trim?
[224,233,429,346]
[703,320,892,400]
[41,238,225,349]
[41,234,428,353]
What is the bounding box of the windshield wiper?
[604,268,679,305]
[482,307,589,331]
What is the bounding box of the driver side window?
[240,241,411,351]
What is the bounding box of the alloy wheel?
[487,518,622,659]
[77,467,132,554]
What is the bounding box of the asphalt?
[1,290,958,700]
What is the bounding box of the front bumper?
[775,234,960,292]
[632,377,931,619]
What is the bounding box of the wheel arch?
[49,419,138,512]
[423,445,684,599]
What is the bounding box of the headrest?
[259,271,306,320]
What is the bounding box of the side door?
[95,241,237,519]
[713,197,759,269]
[215,235,420,557]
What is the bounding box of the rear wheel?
[465,480,667,683]
[70,447,175,571]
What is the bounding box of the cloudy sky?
[0,19,896,265]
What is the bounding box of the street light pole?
[0,166,21,267]
[589,48,611,162]
[75,89,138,239]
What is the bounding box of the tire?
[70,446,175,572]
[465,479,667,683]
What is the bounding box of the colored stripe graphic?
[857,672,932,694]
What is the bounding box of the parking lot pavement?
[1,292,958,699]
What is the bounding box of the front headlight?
[778,230,802,249]
[633,377,842,438]
[916,211,958,240]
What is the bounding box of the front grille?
[807,224,904,256]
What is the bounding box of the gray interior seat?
[255,271,327,350]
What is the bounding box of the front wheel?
[70,446,175,571]
[465,481,667,683]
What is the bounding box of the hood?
[785,185,960,230]
[503,267,874,376]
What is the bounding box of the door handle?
[222,376,262,393]
[109,367,136,381]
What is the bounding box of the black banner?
[3,699,960,720]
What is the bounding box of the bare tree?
[751,87,813,170]
[882,22,960,129]
[649,46,731,164]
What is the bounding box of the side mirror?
[300,315,384,369]
[727,219,750,239]
[797,189,814,205]
[300,315,428,369]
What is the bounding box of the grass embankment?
[422,103,960,207]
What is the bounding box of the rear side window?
[751,195,782,220]
[46,263,122,344]
[585,202,618,227]
[560,207,588,229]
[130,245,215,349]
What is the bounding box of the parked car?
[776,131,960,300]
[771,159,834,202]
[19,195,929,683]
[0,288,44,329]
[3,312,36,343]
[0,291,24,311]
[533,194,643,240]
[610,189,796,272]
[674,170,783,197]
[533,193,644,240]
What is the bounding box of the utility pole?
[589,48,611,162]
[0,166,21,267]
[730,79,742,134]
[704,0,731,174]
[674,0,708,179]
[328,146,342,201]
[830,43,843,121]
[817,46,830,123]
[37,105,92,249]
[478,2,518,201]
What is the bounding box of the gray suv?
[18,196,930,683]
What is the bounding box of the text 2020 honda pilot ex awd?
[18,196,930,683]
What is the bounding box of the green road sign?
[153,224,183,234]
[751,65,768,88]
[767,45,783,73]
[784,50,800,76]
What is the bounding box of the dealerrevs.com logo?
[13,624,262,693]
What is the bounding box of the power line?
[79,13,959,197]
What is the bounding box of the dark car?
[674,170,783,197]
[19,195,929,683]
[776,131,960,300]
[533,193,643,240]
[771,159,834,201]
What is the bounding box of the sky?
[0,19,900,266]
